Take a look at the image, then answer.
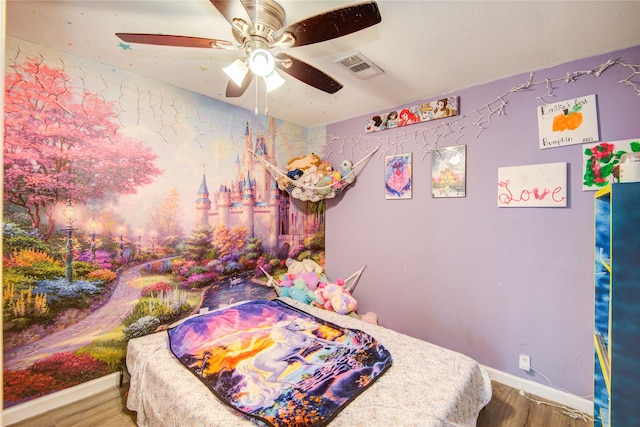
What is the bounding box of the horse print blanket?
[167,299,393,427]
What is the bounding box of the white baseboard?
[1,366,592,425]
[1,371,129,426]
[483,365,593,415]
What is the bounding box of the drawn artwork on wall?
[2,37,327,408]
[537,94,599,149]
[385,153,412,199]
[431,145,466,198]
[583,138,640,190]
[497,162,567,207]
[365,96,459,133]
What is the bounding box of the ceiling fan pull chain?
[265,82,269,116]
[254,78,259,116]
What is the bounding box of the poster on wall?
[385,153,412,199]
[365,96,459,133]
[497,162,567,207]
[431,145,466,198]
[582,138,640,190]
[537,94,599,149]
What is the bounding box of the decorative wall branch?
[329,58,640,161]
[7,42,639,162]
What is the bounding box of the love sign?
[498,162,567,207]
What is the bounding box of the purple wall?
[325,45,640,397]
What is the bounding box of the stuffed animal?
[340,160,355,184]
[285,258,324,275]
[279,277,318,305]
[358,311,379,325]
[317,160,334,179]
[314,278,358,315]
[302,164,322,185]
[287,169,304,180]
[287,153,322,172]
[317,170,342,188]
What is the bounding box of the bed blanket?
[167,299,393,427]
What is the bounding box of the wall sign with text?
[537,95,599,149]
[498,162,567,207]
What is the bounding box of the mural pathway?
[3,260,166,371]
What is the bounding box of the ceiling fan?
[116,0,382,98]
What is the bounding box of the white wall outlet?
[519,353,531,371]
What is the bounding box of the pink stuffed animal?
[314,278,358,315]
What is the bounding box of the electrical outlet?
[519,353,531,371]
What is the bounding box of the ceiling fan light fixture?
[223,59,249,87]
[264,69,285,92]
[249,49,275,77]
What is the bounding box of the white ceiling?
[5,1,640,128]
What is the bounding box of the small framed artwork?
[385,153,412,199]
[431,145,466,198]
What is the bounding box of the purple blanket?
[168,299,392,426]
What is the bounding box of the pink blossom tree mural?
[4,56,162,240]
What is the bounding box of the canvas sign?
[498,162,567,207]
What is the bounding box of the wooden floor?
[7,381,592,427]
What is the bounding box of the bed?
[126,297,492,426]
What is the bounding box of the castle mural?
[196,119,319,256]
[3,36,326,409]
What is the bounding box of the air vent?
[335,52,384,80]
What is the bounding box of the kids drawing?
[583,139,640,190]
[385,153,412,199]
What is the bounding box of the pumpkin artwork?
[552,104,583,132]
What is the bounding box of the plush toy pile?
[274,153,355,202]
[274,258,381,325]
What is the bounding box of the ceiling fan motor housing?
[233,0,286,48]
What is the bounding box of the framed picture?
[385,153,412,199]
[431,145,466,198]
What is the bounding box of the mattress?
[126,297,492,426]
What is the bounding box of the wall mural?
[2,38,327,408]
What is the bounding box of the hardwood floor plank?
[477,381,593,427]
[8,380,592,427]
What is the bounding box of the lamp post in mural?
[137,228,142,260]
[90,219,97,263]
[151,231,156,256]
[61,199,77,284]
[119,226,125,260]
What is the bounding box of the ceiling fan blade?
[116,33,233,49]
[275,53,343,94]
[226,71,254,97]
[273,1,381,48]
[210,0,252,28]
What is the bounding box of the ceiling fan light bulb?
[264,70,285,92]
[223,59,249,87]
[249,49,275,77]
